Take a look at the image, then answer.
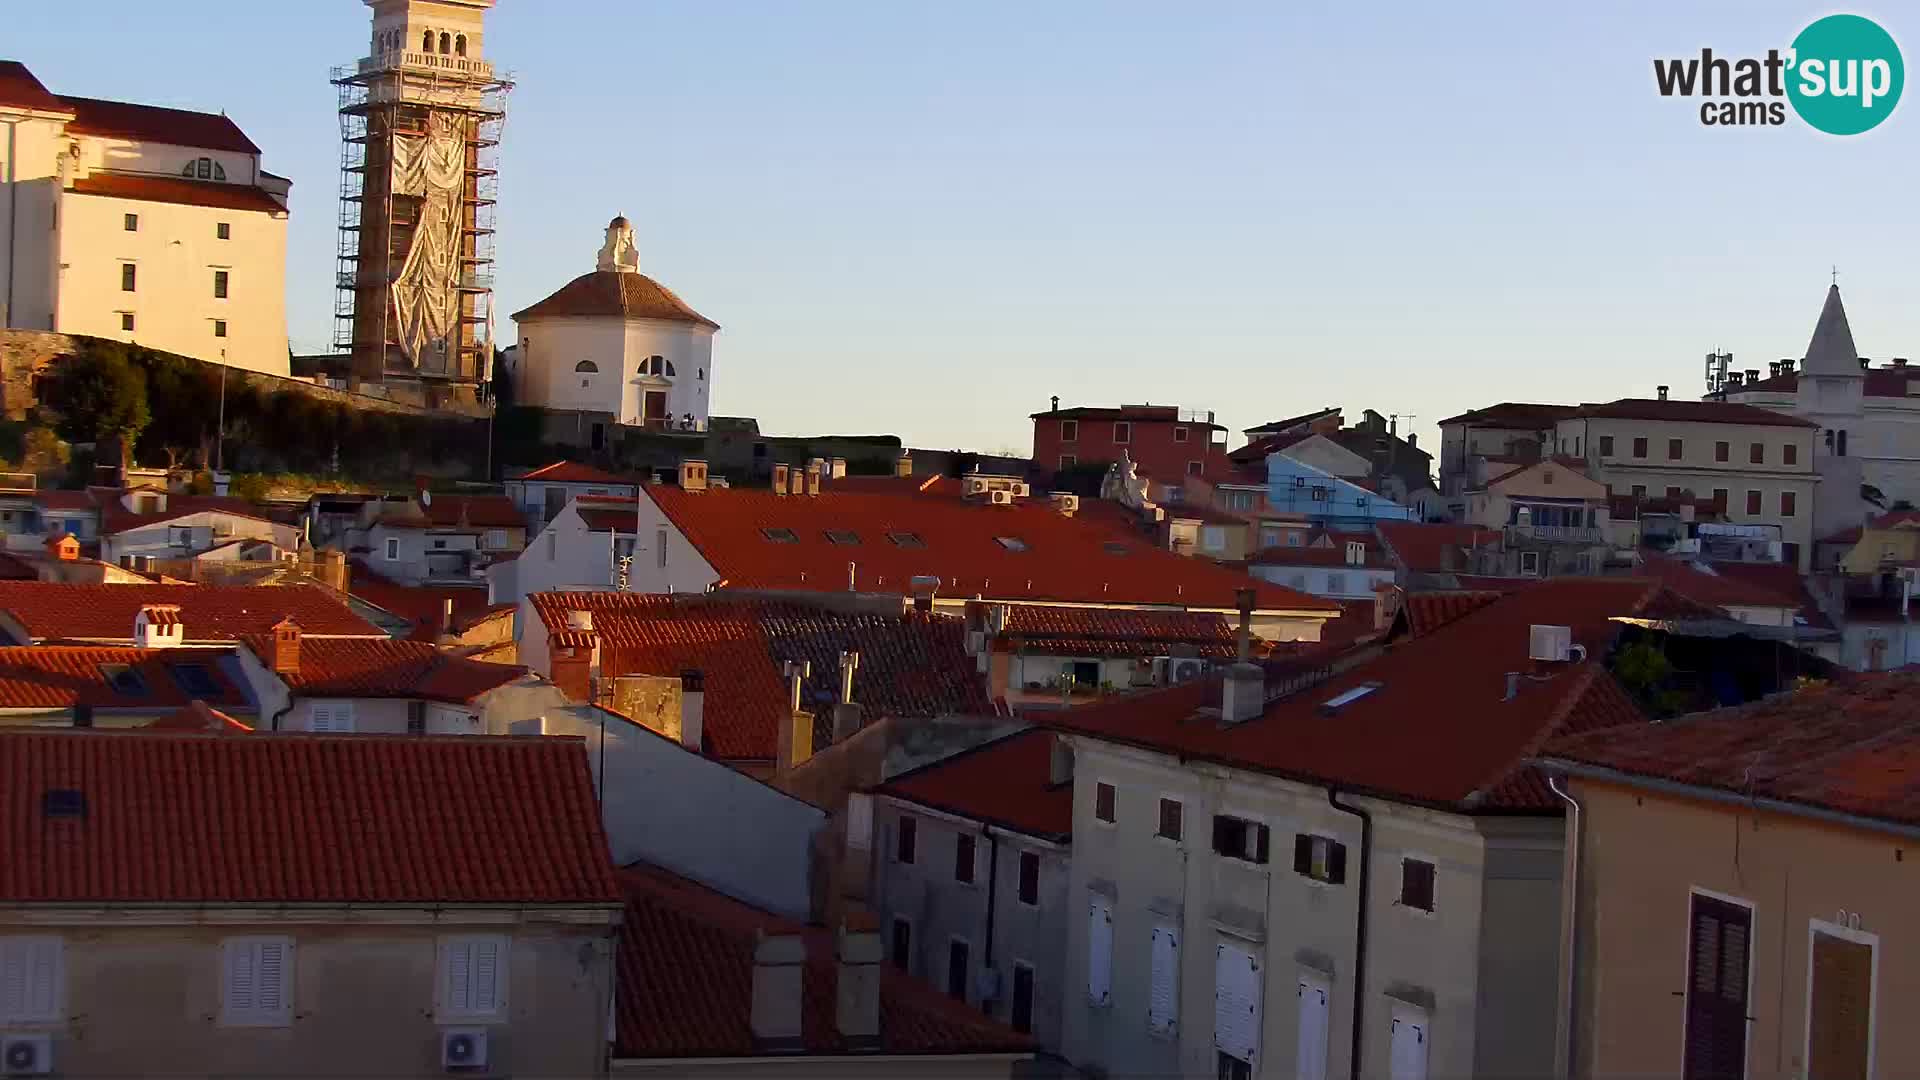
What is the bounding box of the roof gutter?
[1539,758,1920,842]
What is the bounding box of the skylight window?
[1102,541,1131,556]
[824,529,861,546]
[887,531,926,548]
[1319,682,1381,715]
[995,536,1028,552]
[760,527,799,543]
[99,664,147,697]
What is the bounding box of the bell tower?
[331,0,513,407]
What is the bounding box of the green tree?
[45,342,151,444]
[19,427,69,481]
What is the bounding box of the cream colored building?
[0,61,289,374]
[1460,458,1611,576]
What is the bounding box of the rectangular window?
[407,700,426,736]
[1781,491,1797,516]
[1682,893,1751,1080]
[213,319,227,338]
[1399,859,1436,912]
[1713,488,1729,510]
[897,814,917,864]
[214,270,229,299]
[1668,438,1683,460]
[1599,435,1614,456]
[1631,485,1647,499]
[1212,814,1269,864]
[1520,551,1540,576]
[1011,963,1035,1034]
[1746,490,1762,516]
[1784,443,1798,466]
[947,939,969,1001]
[1113,422,1131,445]
[1148,924,1179,1035]
[1087,895,1113,1004]
[1188,460,1203,476]
[1293,833,1347,884]
[1750,442,1764,464]
[890,917,912,972]
[1666,486,1682,499]
[217,221,231,240]
[1716,441,1730,463]
[1201,525,1227,552]
[1094,782,1116,824]
[308,701,355,733]
[0,937,62,1022]
[955,833,976,884]
[1806,925,1874,1080]
[1327,571,1347,593]
[1059,454,1076,469]
[1632,437,1648,458]
[221,936,293,1026]
[124,213,139,232]
[384,536,400,560]
[1060,419,1078,442]
[438,935,508,1020]
[1157,798,1183,841]
[119,312,134,332]
[121,263,137,292]
[1213,943,1261,1071]
[483,528,509,550]
[1017,851,1040,906]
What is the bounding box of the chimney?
[1746,369,1760,383]
[830,458,847,480]
[908,575,940,613]
[679,458,709,492]
[1220,588,1264,725]
[1780,357,1795,374]
[1656,385,1669,401]
[134,605,183,650]
[832,651,864,742]
[1406,432,1417,449]
[894,451,912,479]
[1897,357,1912,368]
[750,930,806,1051]
[43,534,77,561]
[1769,361,1781,378]
[440,597,456,638]
[835,909,882,1047]
[790,467,807,497]
[772,463,790,494]
[314,548,348,592]
[71,703,93,729]
[548,631,598,703]
[778,660,814,774]
[269,618,300,676]
[679,669,705,752]
[805,463,823,497]
[1860,357,1872,370]
[1726,371,1744,387]
[1048,734,1073,786]
[837,650,860,705]
[1049,395,1060,412]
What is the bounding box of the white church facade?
[0,61,290,375]
[508,218,717,445]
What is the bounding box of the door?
[1683,893,1752,1080]
[1807,928,1873,1080]
[644,390,668,426]
[1011,964,1034,1034]
[1389,1003,1428,1080]
[947,939,969,1001]
[1296,974,1330,1080]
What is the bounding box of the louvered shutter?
[226,939,257,1014]
[256,940,288,1017]
[472,938,501,1013]
[2,938,60,1023]
[1148,924,1178,1033]
[1327,841,1347,885]
[1682,894,1751,1080]
[1087,897,1113,1004]
[1214,943,1262,1066]
[1,943,25,1020]
[447,941,473,1013]
[1808,931,1872,1080]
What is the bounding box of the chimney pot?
[679,458,709,492]
[751,931,806,1050]
[1746,369,1760,383]
[830,457,847,480]
[894,451,913,479]
[269,618,301,676]
[679,668,705,752]
[772,463,790,494]
[1050,395,1060,412]
[835,912,883,1046]
[1657,385,1670,401]
[134,604,183,650]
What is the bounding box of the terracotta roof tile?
[1401,590,1505,636]
[0,730,622,904]
[996,605,1236,658]
[238,634,525,704]
[68,173,283,213]
[1573,398,1816,428]
[0,582,383,643]
[377,494,523,530]
[97,493,269,536]
[1375,522,1503,574]
[513,270,718,329]
[1438,402,1579,428]
[1634,553,1799,612]
[877,729,1070,839]
[1030,404,1221,429]
[0,646,248,709]
[1704,560,1834,629]
[613,863,1033,1058]
[347,560,497,640]
[515,461,635,486]
[61,94,260,153]
[144,701,251,733]
[0,61,68,114]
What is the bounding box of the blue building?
[1265,455,1417,525]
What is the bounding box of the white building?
[509,218,718,442]
[0,61,290,374]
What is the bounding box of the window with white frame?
[384,536,400,560]
[220,936,292,1026]
[308,701,356,732]
[0,937,62,1023]
[483,529,509,549]
[1201,526,1227,553]
[438,935,508,1020]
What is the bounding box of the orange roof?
[61,94,260,153]
[238,635,525,704]
[1375,522,1503,574]
[0,582,383,643]
[347,560,500,640]
[377,494,523,530]
[530,593,990,761]
[97,493,270,536]
[1572,398,1815,428]
[995,604,1237,658]
[1634,553,1799,611]
[513,270,718,329]
[876,729,1071,839]
[1043,578,1684,810]
[68,173,283,214]
[144,701,251,733]
[0,730,621,904]
[614,863,1032,1058]
[0,646,247,709]
[515,460,636,486]
[0,61,68,113]
[641,486,1338,613]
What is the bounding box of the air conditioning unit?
[1012,482,1031,498]
[963,476,991,497]
[989,489,1014,505]
[1,1034,52,1076]
[1528,624,1573,662]
[441,1028,489,1072]
[1169,658,1209,683]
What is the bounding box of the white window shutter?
[256,940,288,1015]
[0,939,54,1022]
[226,940,257,1014]
[472,939,500,1013]
[0,943,25,1019]
[1148,924,1178,1033]
[1087,897,1113,1004]
[1214,943,1262,1066]
[447,941,473,1013]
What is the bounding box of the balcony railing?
[1506,524,1604,544]
[357,50,496,81]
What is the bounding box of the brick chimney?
[679,459,709,492]
[1220,588,1264,725]
[778,660,814,776]
[679,668,705,752]
[268,618,300,676]
[835,909,882,1047]
[134,605,183,650]
[830,457,847,481]
[548,631,598,703]
[804,462,823,497]
[789,467,806,497]
[894,451,912,479]
[313,548,348,592]
[750,930,806,1051]
[772,463,790,495]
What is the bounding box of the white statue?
[1101,450,1157,515]
[597,215,640,273]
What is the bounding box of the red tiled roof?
[1244,407,1341,435]
[1031,404,1223,430]
[60,95,260,153]
[68,173,283,214]
[1545,673,1920,829]
[530,593,992,761]
[238,634,525,704]
[1375,522,1503,574]
[614,863,1033,1059]
[1704,560,1834,630]
[1573,398,1815,428]
[1165,503,1251,526]
[996,605,1236,659]
[97,493,269,536]
[1634,553,1798,612]
[0,582,383,643]
[144,701,251,733]
[378,494,524,530]
[347,560,497,640]
[0,61,68,114]
[642,486,1338,613]
[513,270,718,329]
[1438,402,1578,429]
[1043,578,1676,810]
[515,461,635,486]
[877,729,1071,839]
[0,730,622,904]
[1729,367,1920,400]
[0,646,247,709]
[1401,590,1504,636]
[1316,600,1381,649]
[1228,430,1313,465]
[35,490,99,511]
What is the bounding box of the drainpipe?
[1327,788,1371,1080]
[4,118,17,329]
[982,829,999,970]
[1548,774,1583,1079]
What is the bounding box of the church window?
[439,32,451,53]
[456,34,467,56]
[423,29,433,52]
[575,360,599,373]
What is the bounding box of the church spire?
[1802,283,1862,378]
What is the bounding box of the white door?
[1389,1003,1429,1080]
[1296,974,1330,1080]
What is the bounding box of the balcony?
[1506,524,1604,545]
[357,50,496,81]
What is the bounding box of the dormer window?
[182,157,226,182]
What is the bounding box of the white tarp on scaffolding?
[389,111,465,371]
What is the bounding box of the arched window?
[575,360,599,373]
[664,359,676,377]
[423,29,433,52]
[456,34,467,56]
[439,32,451,53]
[213,162,226,181]
[183,156,223,181]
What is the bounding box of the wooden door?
[1807,930,1872,1080]
[1683,894,1751,1080]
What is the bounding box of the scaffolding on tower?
[332,47,512,403]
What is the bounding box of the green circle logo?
[1788,14,1904,134]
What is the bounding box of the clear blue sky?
[11,2,1918,455]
